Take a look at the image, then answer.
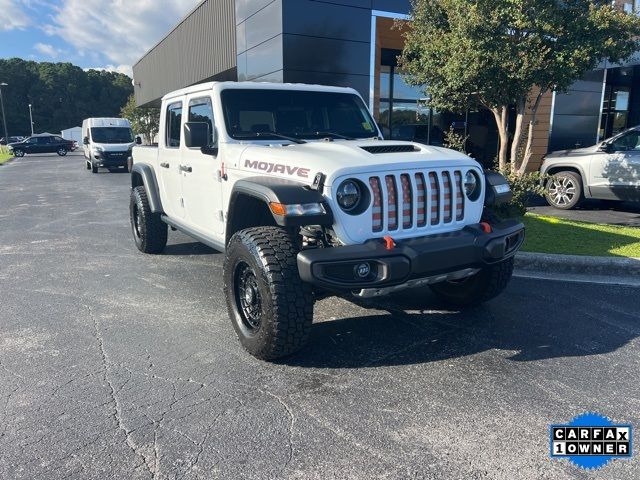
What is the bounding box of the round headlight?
[336,180,361,212]
[464,171,481,200]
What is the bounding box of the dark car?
[8,135,75,157]
[393,124,445,147]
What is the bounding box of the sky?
[0,0,202,77]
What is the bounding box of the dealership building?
[133,0,640,169]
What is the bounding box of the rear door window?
[165,102,183,148]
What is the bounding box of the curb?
[515,252,640,278]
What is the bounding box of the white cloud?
[34,42,62,58]
[0,0,30,31]
[47,0,200,71]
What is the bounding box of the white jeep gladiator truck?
[130,81,524,360]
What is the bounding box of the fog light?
[354,263,371,279]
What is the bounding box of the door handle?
[179,165,193,173]
[160,162,170,169]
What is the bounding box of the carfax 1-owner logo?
[550,413,633,470]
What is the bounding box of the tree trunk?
[490,106,509,171]
[509,98,526,175]
[518,90,546,176]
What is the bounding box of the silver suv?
[541,126,640,209]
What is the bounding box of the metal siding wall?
[549,70,605,152]
[133,0,237,106]
[281,0,372,99]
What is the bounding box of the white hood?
[232,139,480,187]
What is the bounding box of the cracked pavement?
[0,153,639,479]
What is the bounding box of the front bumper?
[94,151,129,167]
[297,220,525,291]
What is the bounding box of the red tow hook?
[383,236,396,250]
[480,222,493,234]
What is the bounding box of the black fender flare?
[229,176,334,228]
[484,171,513,206]
[131,163,164,213]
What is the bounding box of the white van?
[82,118,134,173]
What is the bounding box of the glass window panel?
[188,97,215,145]
[165,102,183,148]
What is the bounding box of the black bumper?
[95,152,129,167]
[297,220,525,290]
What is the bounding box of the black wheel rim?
[132,203,143,239]
[234,261,262,332]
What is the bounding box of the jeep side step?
[161,216,226,252]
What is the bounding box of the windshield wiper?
[301,131,354,140]
[234,132,306,144]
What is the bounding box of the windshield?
[221,89,379,141]
[90,127,133,144]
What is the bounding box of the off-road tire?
[429,257,514,307]
[223,227,314,360]
[91,163,98,173]
[545,171,583,210]
[130,186,167,254]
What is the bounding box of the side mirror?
[135,136,142,145]
[83,137,89,145]
[597,142,612,153]
[184,122,210,148]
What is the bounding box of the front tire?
[429,257,514,307]
[130,186,168,254]
[545,171,583,210]
[13,149,24,157]
[57,148,67,156]
[91,163,98,173]
[223,227,314,360]
[86,161,91,170]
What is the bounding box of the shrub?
[443,127,468,154]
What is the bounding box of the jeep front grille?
[369,170,465,233]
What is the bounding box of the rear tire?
[429,257,514,307]
[545,171,583,210]
[130,186,167,254]
[223,227,314,360]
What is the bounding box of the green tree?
[0,58,132,136]
[399,0,640,174]
[120,94,160,145]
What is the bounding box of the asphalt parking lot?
[529,202,640,227]
[1,153,639,480]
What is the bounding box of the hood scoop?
[360,145,420,154]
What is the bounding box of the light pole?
[28,103,34,136]
[0,83,8,144]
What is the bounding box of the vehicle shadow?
[163,242,220,256]
[281,288,638,369]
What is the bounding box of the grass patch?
[0,146,13,164]
[522,213,640,258]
